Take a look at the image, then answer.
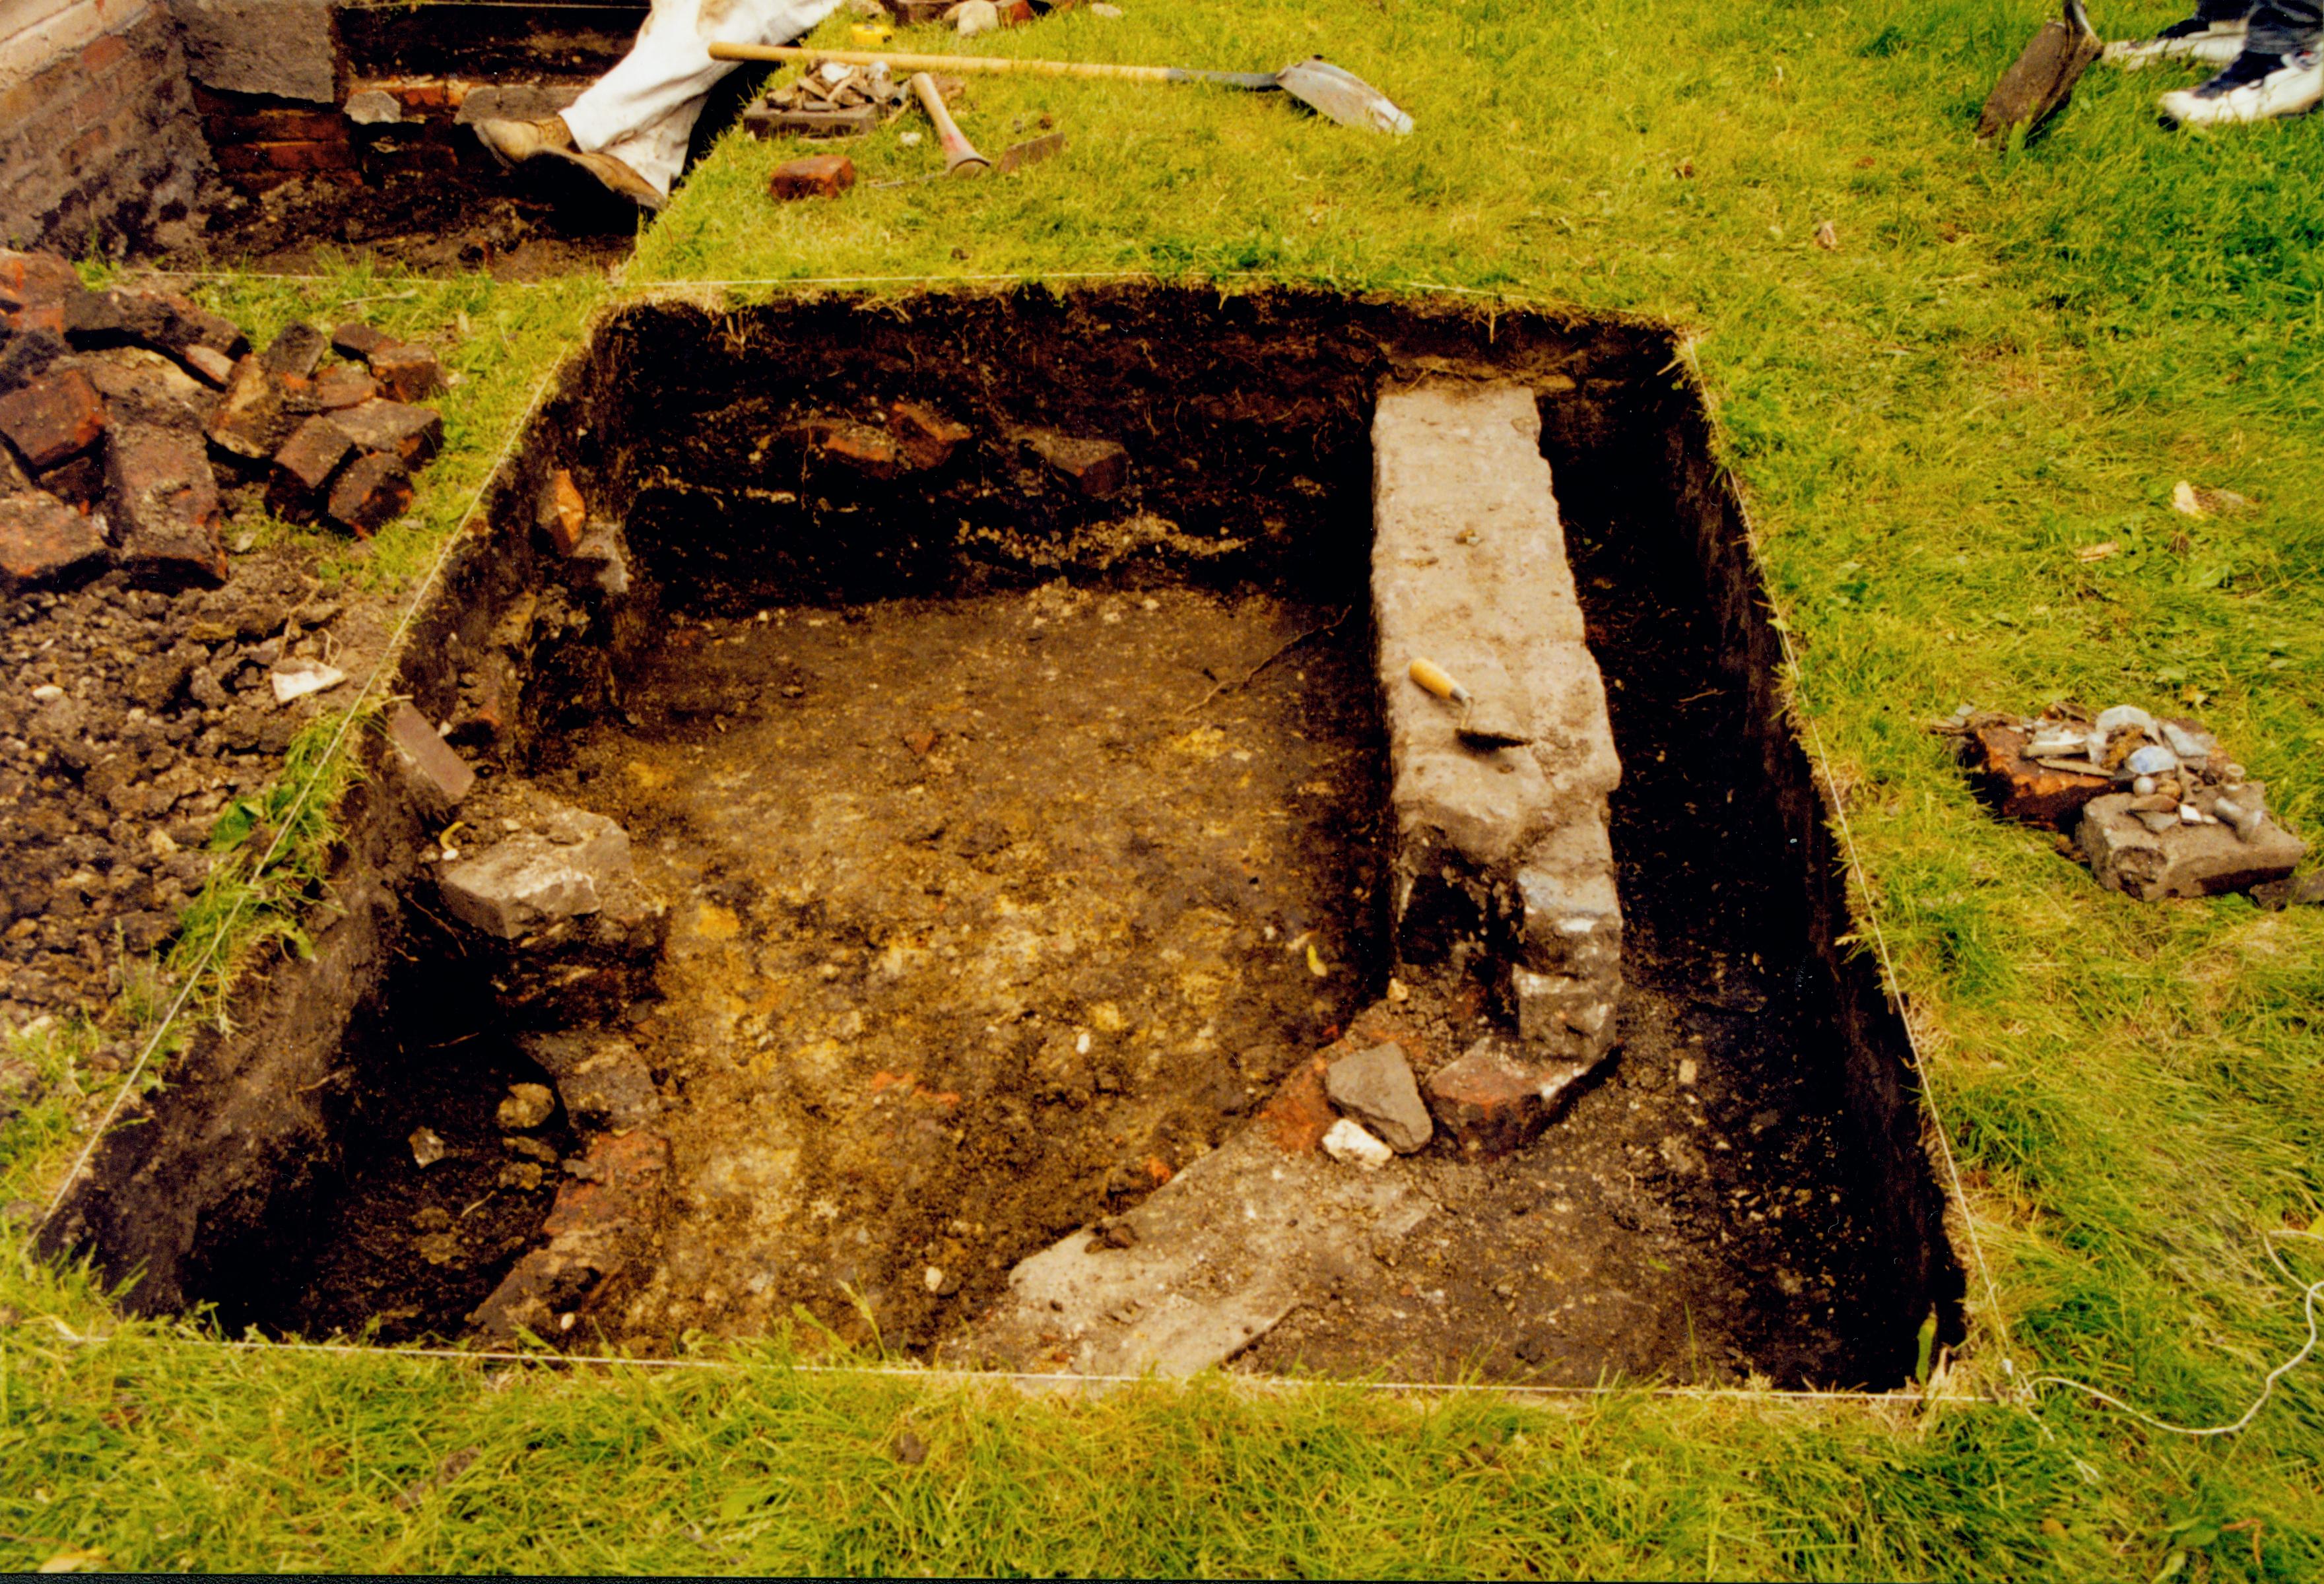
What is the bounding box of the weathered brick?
[33,451,104,511]
[0,249,79,335]
[0,367,104,469]
[325,449,413,535]
[212,140,357,176]
[1960,723,2111,827]
[329,397,442,467]
[768,154,856,199]
[330,320,391,360]
[106,422,226,588]
[890,398,971,470]
[183,345,234,387]
[367,341,444,403]
[205,354,290,459]
[540,467,586,555]
[77,34,129,76]
[310,363,376,409]
[385,700,475,816]
[67,288,249,361]
[805,416,902,477]
[1018,427,1128,497]
[259,321,328,379]
[0,489,108,595]
[265,414,353,519]
[0,326,67,395]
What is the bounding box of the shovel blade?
[1275,57,1414,135]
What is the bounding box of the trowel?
[710,43,1414,134]
[1410,656,1534,749]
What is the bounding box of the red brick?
[106,422,226,589]
[769,154,856,200]
[331,321,391,360]
[0,490,108,595]
[889,399,971,470]
[0,368,105,470]
[1018,428,1128,497]
[78,34,130,75]
[0,249,81,335]
[326,450,413,536]
[1257,1055,1335,1154]
[541,468,586,555]
[806,417,902,477]
[212,141,358,176]
[542,1129,671,1240]
[1962,723,2111,827]
[367,341,444,403]
[1423,1040,1555,1159]
[205,355,288,460]
[310,364,376,409]
[330,398,442,467]
[34,451,105,513]
[268,414,354,517]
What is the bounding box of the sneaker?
[2159,47,2324,125]
[2104,15,2247,70]
[472,116,576,167]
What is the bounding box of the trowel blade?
[1274,58,1414,135]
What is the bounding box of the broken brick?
[65,287,247,361]
[768,154,856,199]
[34,452,104,512]
[330,398,443,467]
[311,364,376,409]
[368,342,444,403]
[267,415,354,519]
[205,355,293,459]
[331,320,391,360]
[259,321,329,379]
[0,368,105,469]
[0,325,67,395]
[541,468,586,555]
[81,350,213,433]
[889,399,972,469]
[183,345,235,387]
[386,700,475,815]
[0,250,80,335]
[326,449,413,535]
[1424,1040,1552,1159]
[1960,723,2111,828]
[807,417,902,477]
[1018,428,1128,497]
[106,422,227,589]
[0,490,108,595]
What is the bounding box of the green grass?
[7,0,2324,1574]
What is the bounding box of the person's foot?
[545,148,668,211]
[2104,15,2247,70]
[472,116,576,167]
[2159,46,2324,125]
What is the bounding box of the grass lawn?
[5,0,2322,1574]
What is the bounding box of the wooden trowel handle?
[910,72,989,175]
[711,40,1177,82]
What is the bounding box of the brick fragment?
[0,368,105,469]
[768,154,856,199]
[331,320,391,360]
[889,399,971,469]
[266,415,354,519]
[81,349,213,433]
[183,345,234,387]
[259,321,329,379]
[64,288,247,361]
[34,453,105,512]
[2077,791,2305,901]
[1422,1039,1550,1159]
[310,364,376,409]
[368,342,444,403]
[1018,427,1128,497]
[325,451,414,536]
[106,423,226,589]
[386,700,475,816]
[541,468,586,555]
[206,354,292,459]
[0,327,68,395]
[329,398,442,467]
[0,250,79,335]
[0,490,108,595]
[1960,723,2111,827]
[806,417,902,477]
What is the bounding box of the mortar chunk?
[439,800,636,939]
[2076,790,2304,901]
[1324,1042,1432,1154]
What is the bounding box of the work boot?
[473,116,576,167]
[2104,13,2247,69]
[2159,46,2324,124]
[545,148,669,212]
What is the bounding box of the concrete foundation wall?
[0,0,211,252]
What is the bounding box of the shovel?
[708,42,1414,133]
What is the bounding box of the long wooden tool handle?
[710,40,1178,81]
[909,71,988,174]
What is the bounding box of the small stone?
[2126,744,2177,778]
[1321,1116,1394,1170]
[259,321,329,380]
[329,398,443,467]
[369,343,445,403]
[769,154,857,199]
[0,368,105,469]
[2094,705,2157,738]
[923,1265,946,1293]
[0,491,108,595]
[345,88,403,125]
[497,1160,544,1191]
[269,657,347,705]
[2250,873,2324,911]
[893,1430,929,1465]
[410,1126,447,1166]
[496,1082,556,1129]
[541,468,587,555]
[326,451,415,536]
[2133,775,2156,797]
[332,321,393,360]
[1090,2,1121,14]
[415,1231,459,1265]
[807,418,902,477]
[1324,1042,1433,1153]
[954,0,1000,32]
[1018,428,1128,497]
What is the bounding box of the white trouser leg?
[560,0,845,195]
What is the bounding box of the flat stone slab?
[2077,791,2304,900]
[439,795,636,939]
[942,1122,1428,1378]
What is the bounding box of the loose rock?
[496,1082,557,1129]
[1323,1041,1433,1153]
[1321,1116,1394,1170]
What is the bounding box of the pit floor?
[539,581,1390,1352]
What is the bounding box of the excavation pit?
[45,288,1965,1388]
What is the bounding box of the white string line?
[2024,1232,2324,1438]
[38,1325,1946,1407]
[31,363,565,1238]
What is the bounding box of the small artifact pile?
[743,61,912,137]
[1946,702,2307,902]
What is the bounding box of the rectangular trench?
[42,286,1964,1389]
